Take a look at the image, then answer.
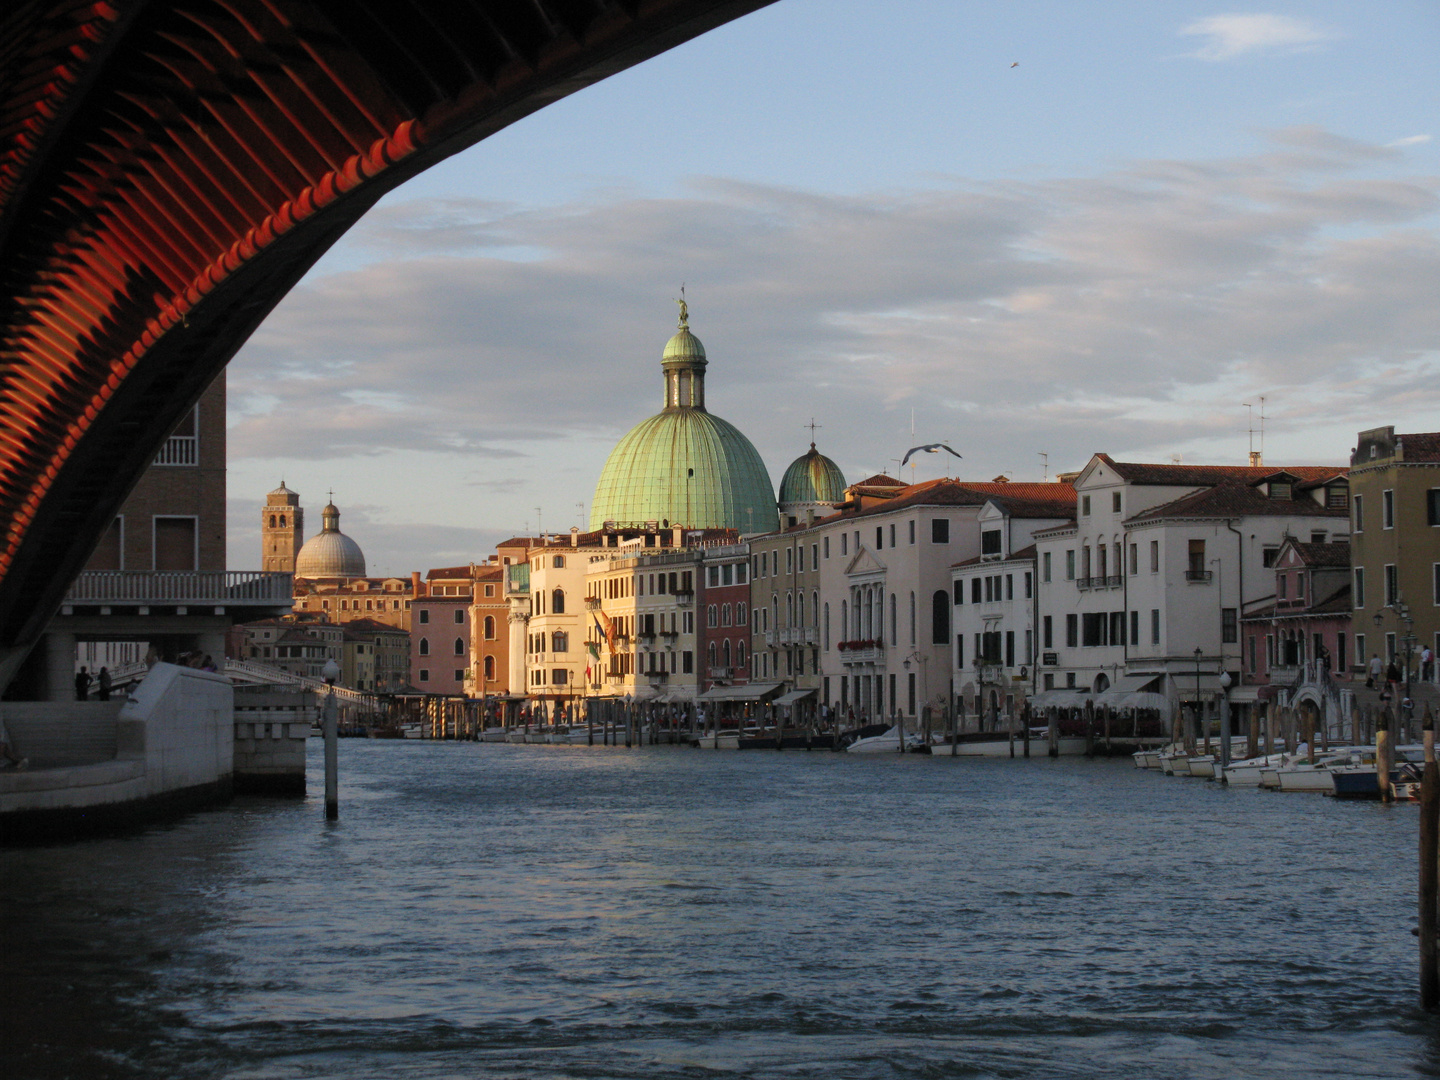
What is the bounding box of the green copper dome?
[779,444,847,507]
[590,304,776,533]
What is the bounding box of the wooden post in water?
[1023,702,1032,758]
[1082,700,1094,757]
[1377,707,1393,803]
[1247,706,1259,761]
[1048,706,1059,758]
[1351,702,1361,750]
[1419,705,1438,1010]
[1103,704,1112,755]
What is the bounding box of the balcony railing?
[153,434,197,466]
[1185,569,1213,583]
[1075,576,1092,589]
[708,666,732,680]
[65,570,292,605]
[1106,575,1122,588]
[673,589,694,607]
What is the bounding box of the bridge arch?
[0,0,773,684]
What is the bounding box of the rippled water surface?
[4,741,1440,1079]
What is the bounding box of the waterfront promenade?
[1,740,1432,1079]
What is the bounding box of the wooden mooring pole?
[1420,705,1438,1010]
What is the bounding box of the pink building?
[1241,538,1351,689]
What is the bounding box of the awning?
[773,688,817,707]
[1099,674,1160,696]
[698,681,784,703]
[1226,686,1264,703]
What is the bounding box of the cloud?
[1387,134,1433,148]
[225,127,1439,571]
[1180,14,1334,61]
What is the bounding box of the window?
[1327,486,1348,510]
[1354,493,1364,532]
[909,520,915,545]
[483,616,495,640]
[1043,552,1051,582]
[889,594,897,642]
[876,526,883,550]
[1354,567,1365,608]
[1262,546,1279,568]
[418,637,430,656]
[1297,573,1306,599]
[1188,539,1205,575]
[811,544,818,570]
[953,580,964,605]
[1082,495,1091,516]
[1383,489,1395,529]
[1278,575,1287,599]
[1065,550,1075,580]
[683,651,693,674]
[786,547,794,573]
[1082,613,1104,646]
[1043,615,1053,649]
[737,602,748,626]
[552,588,565,614]
[1066,614,1078,648]
[1355,633,1366,668]
[797,547,805,573]
[1005,631,1015,667]
[483,656,495,680]
[552,632,568,653]
[553,555,564,568]
[418,669,429,682]
[981,529,1002,556]
[909,592,916,644]
[1024,572,1032,599]
[1385,564,1398,606]
[840,533,847,556]
[1130,610,1138,645]
[1112,491,1122,513]
[419,609,429,624]
[1006,574,1014,600]
[956,634,964,668]
[453,637,465,656]
[932,591,949,644]
[1221,608,1237,644]
[1150,540,1159,573]
[553,669,568,685]
[972,578,982,603]
[889,523,896,548]
[932,519,949,543]
[1434,563,1440,605]
[452,608,463,624]
[1150,609,1160,645]
[824,536,830,559]
[1428,489,1440,526]
[707,604,718,628]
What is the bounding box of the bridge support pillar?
[45,630,78,702]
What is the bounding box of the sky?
[224,0,1440,578]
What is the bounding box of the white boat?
[1132,749,1162,769]
[846,726,925,753]
[1186,755,1217,778]
[480,727,508,743]
[1274,750,1367,792]
[1158,751,1191,775]
[692,730,741,750]
[1222,752,1291,787]
[505,728,530,744]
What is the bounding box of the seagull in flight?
[901,443,963,468]
[1010,61,1019,68]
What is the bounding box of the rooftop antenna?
[577,501,586,529]
[1243,396,1267,467]
[535,506,543,540]
[1039,451,1048,482]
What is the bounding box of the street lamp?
[1218,668,1232,770]
[322,657,340,821]
[1193,646,1204,751]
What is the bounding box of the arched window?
[932,590,950,645]
[889,593,897,644]
[269,514,277,528]
[824,602,831,650]
[708,642,717,667]
[737,640,747,668]
[787,592,795,627]
[552,631,568,653]
[840,600,846,643]
[454,637,465,656]
[723,639,732,667]
[553,555,565,568]
[484,615,495,640]
[279,514,286,527]
[484,655,495,680]
[419,637,430,656]
[552,588,565,614]
[813,591,819,629]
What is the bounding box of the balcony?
[660,630,679,642]
[585,596,601,610]
[975,663,1006,685]
[673,589,694,607]
[1268,665,1300,687]
[636,632,656,645]
[1075,576,1092,590]
[1185,569,1213,583]
[708,666,732,681]
[153,434,197,466]
[647,671,668,686]
[1106,575,1122,588]
[64,571,292,609]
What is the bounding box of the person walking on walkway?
[74,665,91,701]
[97,666,111,701]
[1368,653,1384,689]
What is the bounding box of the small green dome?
[662,327,706,364]
[779,444,846,507]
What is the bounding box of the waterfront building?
[700,543,754,692]
[1033,454,1349,725]
[342,618,412,693]
[238,618,341,681]
[410,566,480,697]
[526,536,589,715]
[282,491,416,630]
[1346,427,1440,683]
[589,304,776,534]
[1239,538,1351,691]
[467,565,510,698]
[948,490,1078,722]
[748,525,821,707]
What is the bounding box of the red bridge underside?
[0,0,772,668]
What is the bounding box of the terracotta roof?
[1127,484,1350,523]
[343,618,408,634]
[984,489,1079,518]
[1096,454,1343,487]
[851,474,907,488]
[1400,432,1440,462]
[1308,584,1352,615]
[1284,540,1350,567]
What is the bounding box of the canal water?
[3,742,1438,1079]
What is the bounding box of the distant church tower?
[262,482,304,573]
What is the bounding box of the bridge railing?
[65,571,292,605]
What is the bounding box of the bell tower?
[262,482,304,573]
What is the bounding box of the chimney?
[1248,451,1262,467]
[804,508,815,528]
[410,570,422,598]
[571,526,579,547]
[672,526,683,547]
